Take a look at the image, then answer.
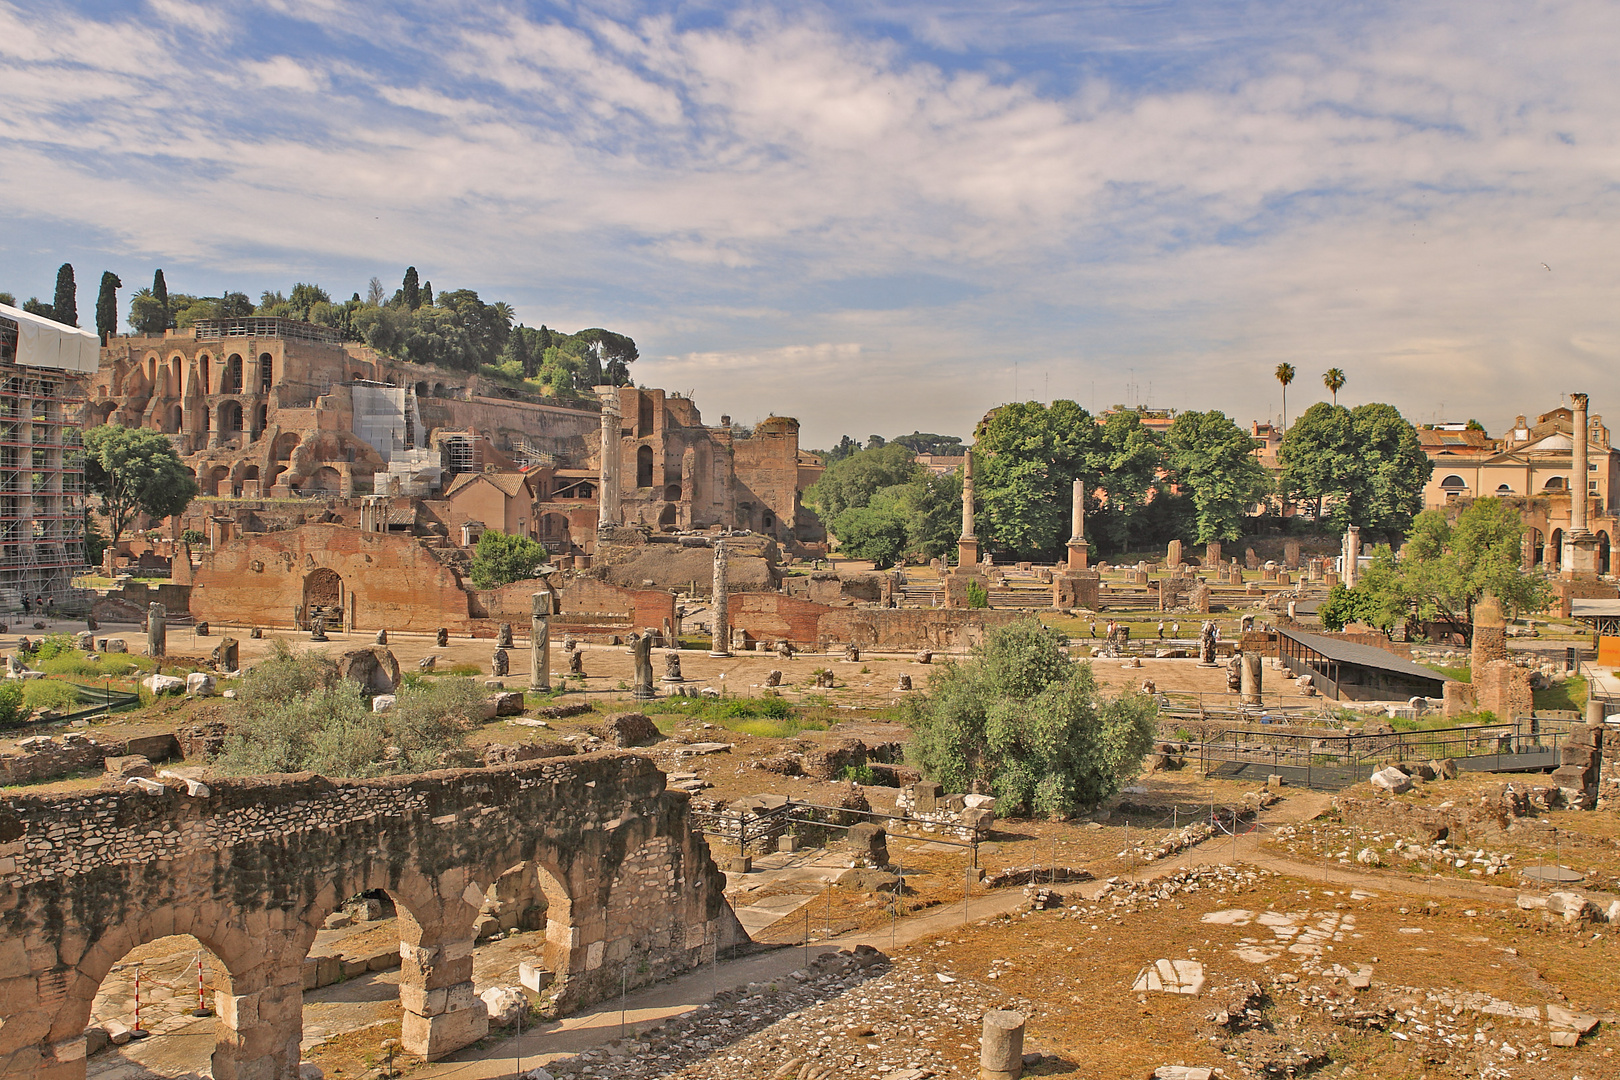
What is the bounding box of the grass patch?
[1535,673,1588,714]
[1426,663,1470,682]
[22,680,83,711]
[37,654,108,679]
[441,663,482,677]
[645,693,832,738]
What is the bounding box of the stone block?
[401,998,490,1061]
[104,755,154,779]
[519,960,553,993]
[1370,767,1412,794]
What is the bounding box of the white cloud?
[2,0,1619,439]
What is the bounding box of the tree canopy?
[1318,499,1551,639]
[1277,401,1432,539]
[95,272,121,343]
[468,530,551,589]
[806,443,959,565]
[906,619,1158,817]
[81,425,199,546]
[1164,409,1272,543]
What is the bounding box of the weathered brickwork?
[0,754,743,1079]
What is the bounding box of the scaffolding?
[0,315,89,608]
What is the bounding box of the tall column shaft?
[709,541,731,657]
[1571,392,1590,533]
[957,450,980,567]
[1069,478,1084,543]
[598,395,620,530]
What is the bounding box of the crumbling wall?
[0,753,742,1077]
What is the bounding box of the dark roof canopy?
[1277,627,1454,685]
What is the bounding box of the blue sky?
[4,0,1619,447]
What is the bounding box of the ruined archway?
[219,400,243,433]
[308,466,342,493]
[208,465,231,497]
[81,934,237,1079]
[1548,528,1563,569]
[636,445,654,488]
[164,403,183,434]
[539,513,570,548]
[659,504,677,528]
[1600,530,1612,575]
[303,567,343,616]
[223,354,244,393]
[273,432,301,461]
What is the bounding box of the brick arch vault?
[0,754,745,1079]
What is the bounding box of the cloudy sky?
[4,0,1617,447]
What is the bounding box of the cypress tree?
[402,267,420,310]
[53,263,77,326]
[96,272,122,343]
[153,269,170,328]
[422,281,433,308]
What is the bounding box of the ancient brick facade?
[0,754,742,1079]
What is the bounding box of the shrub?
[30,634,78,662]
[388,678,486,771]
[0,682,24,728]
[216,680,387,777]
[964,579,989,609]
[442,663,482,677]
[237,640,341,705]
[23,680,81,712]
[906,617,1158,818]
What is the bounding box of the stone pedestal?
[146,603,166,658]
[1065,539,1089,570]
[1240,652,1263,705]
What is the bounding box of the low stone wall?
[0,732,180,787]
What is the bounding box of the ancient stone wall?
[1475,659,1534,723]
[0,753,742,1079]
[190,524,472,632]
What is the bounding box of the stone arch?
[223,353,244,393]
[1524,526,1543,567]
[1543,476,1566,491]
[638,394,655,437]
[1600,530,1612,575]
[433,382,447,397]
[273,432,301,461]
[219,399,243,432]
[664,482,681,501]
[636,445,654,488]
[207,465,231,496]
[415,381,429,397]
[48,919,263,1079]
[658,504,677,528]
[258,353,274,392]
[303,567,343,614]
[307,466,343,493]
[241,464,260,482]
[1549,528,1563,568]
[268,465,288,490]
[196,354,212,396]
[163,403,183,434]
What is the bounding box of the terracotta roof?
[445,471,532,498]
[1416,429,1495,452]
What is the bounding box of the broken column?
[1343,526,1361,588]
[530,591,552,692]
[1471,591,1507,673]
[1240,652,1263,706]
[146,603,166,658]
[980,1009,1026,1080]
[710,540,731,657]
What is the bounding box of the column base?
[402,1001,489,1061]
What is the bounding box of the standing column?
[1066,478,1090,570]
[598,393,621,530]
[1343,526,1360,589]
[529,592,551,692]
[1565,392,1599,575]
[146,603,166,658]
[957,449,979,567]
[709,541,731,657]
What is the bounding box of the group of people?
[1087,618,1182,641]
[19,594,47,616]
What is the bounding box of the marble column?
[598,392,621,530]
[1566,392,1598,575]
[1066,478,1089,570]
[146,603,166,659]
[957,450,979,568]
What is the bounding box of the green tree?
[893,431,966,457]
[95,272,121,343]
[906,619,1158,817]
[1275,362,1296,430]
[825,470,960,565]
[21,298,53,319]
[128,288,165,334]
[807,442,921,519]
[0,292,14,307]
[152,269,169,328]
[468,530,550,588]
[52,263,77,327]
[81,424,200,547]
[1164,409,1271,543]
[1278,401,1432,538]
[1323,367,1346,405]
[1089,408,1165,556]
[1400,499,1551,637]
[974,400,1107,560]
[402,266,421,310]
[1316,547,1409,633]
[421,281,434,308]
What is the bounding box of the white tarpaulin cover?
[0,302,101,373]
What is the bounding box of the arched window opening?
[636,445,654,488]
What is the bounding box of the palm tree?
[1274,362,1296,430]
[1323,367,1346,406]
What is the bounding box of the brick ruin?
[0,754,744,1079]
[92,321,823,558]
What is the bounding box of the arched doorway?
[308,466,343,493]
[636,445,653,487]
[223,354,243,393]
[259,353,273,391]
[208,465,231,496]
[1600,530,1612,575]
[539,512,570,548]
[274,432,300,461]
[658,504,677,529]
[1524,526,1543,567]
[241,464,260,482]
[219,400,243,432]
[303,568,343,624]
[664,482,681,501]
[164,403,182,433]
[1548,528,1563,569]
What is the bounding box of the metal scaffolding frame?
[0,320,88,608]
